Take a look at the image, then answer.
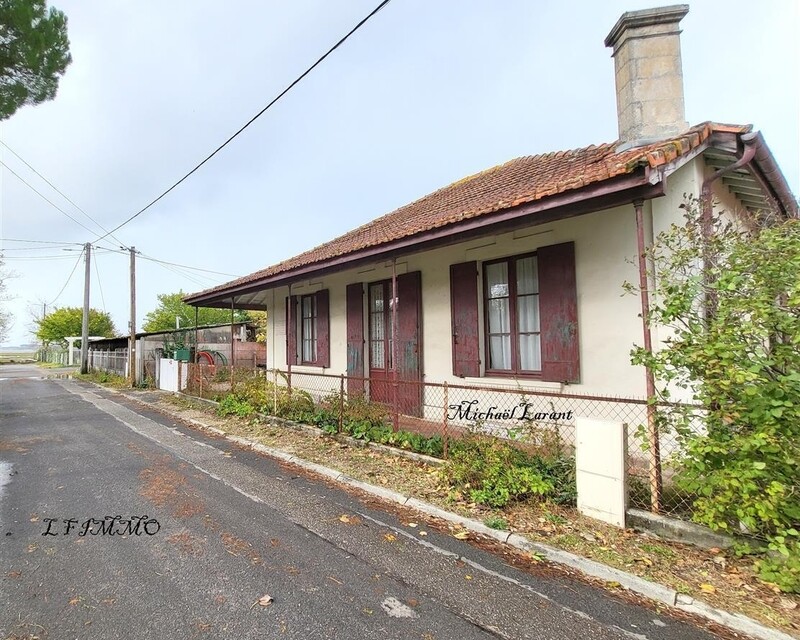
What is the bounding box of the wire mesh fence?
[179,362,705,520]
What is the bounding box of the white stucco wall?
[261,157,746,403]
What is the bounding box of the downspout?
[194,306,199,367]
[634,198,662,514]
[700,133,759,322]
[230,297,236,392]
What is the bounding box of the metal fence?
[178,362,706,519]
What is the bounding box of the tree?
[628,198,800,592]
[142,291,251,333]
[0,0,72,120]
[36,307,115,345]
[0,254,13,342]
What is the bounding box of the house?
[184,6,796,418]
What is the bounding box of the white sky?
[1,0,798,346]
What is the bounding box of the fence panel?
[178,365,704,520]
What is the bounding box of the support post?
[80,243,91,374]
[391,258,399,432]
[230,298,235,393]
[339,374,345,434]
[634,199,662,513]
[442,381,449,459]
[128,246,137,385]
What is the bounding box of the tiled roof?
[189,122,749,300]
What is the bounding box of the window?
[286,289,329,367]
[451,242,579,382]
[484,255,541,374]
[300,294,317,363]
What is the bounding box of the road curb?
[92,384,796,640]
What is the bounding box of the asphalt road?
[0,367,730,639]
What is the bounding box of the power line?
[0,160,103,237]
[137,252,241,277]
[0,237,84,245]
[94,0,392,243]
[94,249,106,312]
[0,141,128,247]
[49,246,85,306]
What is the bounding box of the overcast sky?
[1,0,797,346]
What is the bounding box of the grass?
[81,381,800,635]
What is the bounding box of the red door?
[368,273,423,417]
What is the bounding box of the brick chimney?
[604,5,690,149]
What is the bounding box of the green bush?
[441,434,574,508]
[628,201,800,592]
[217,395,255,418]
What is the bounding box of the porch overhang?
[185,172,665,310]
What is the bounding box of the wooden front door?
[368,273,422,417]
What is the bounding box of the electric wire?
[93,0,392,243]
[49,246,85,306]
[0,160,104,237]
[0,141,128,247]
[0,238,84,245]
[93,249,107,312]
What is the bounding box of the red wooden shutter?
[449,261,480,377]
[315,289,330,367]
[285,295,297,366]
[397,271,423,416]
[538,242,580,383]
[345,283,364,395]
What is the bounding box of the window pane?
[485,262,509,299]
[370,284,384,312]
[371,340,384,368]
[302,296,312,319]
[303,338,315,362]
[516,256,538,294]
[517,295,540,332]
[519,334,542,371]
[489,335,511,370]
[488,298,510,333]
[371,312,384,340]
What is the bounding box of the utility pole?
[80,243,91,374]
[128,246,137,385]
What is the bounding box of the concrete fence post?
[575,417,628,528]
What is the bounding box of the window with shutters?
[286,290,330,367]
[450,242,579,383]
[484,254,541,375]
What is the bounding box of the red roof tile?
[188,122,749,300]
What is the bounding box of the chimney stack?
[605,5,690,149]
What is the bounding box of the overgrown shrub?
[627,199,800,592]
[441,434,574,508]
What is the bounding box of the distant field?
[0,350,37,364]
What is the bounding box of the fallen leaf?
[453,531,469,540]
[257,594,273,607]
[637,557,653,566]
[407,523,418,528]
[606,581,621,589]
[708,547,721,555]
[465,575,473,580]
[383,533,396,542]
[778,598,797,611]
[29,516,39,523]
[339,515,351,524]
[419,531,428,537]
[69,596,81,606]
[699,583,716,594]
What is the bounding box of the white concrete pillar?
[575,417,628,527]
